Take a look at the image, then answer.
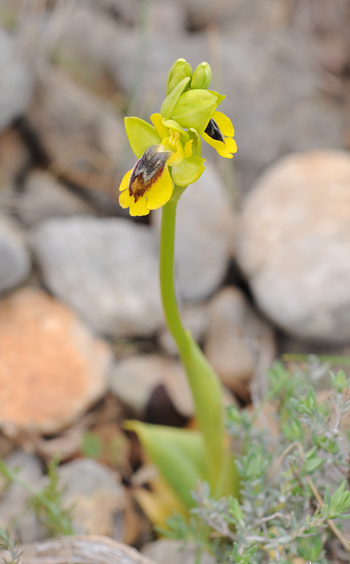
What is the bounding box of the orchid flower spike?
[118,58,236,216]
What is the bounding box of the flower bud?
[190,62,212,90]
[166,58,193,96]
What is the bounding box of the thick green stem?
[159,186,188,355]
[159,185,230,492]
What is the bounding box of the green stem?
[159,185,188,356]
[159,185,235,494]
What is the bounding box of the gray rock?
[53,4,120,76]
[59,0,184,74]
[152,162,236,302]
[26,67,124,209]
[158,302,210,355]
[146,0,186,35]
[0,450,43,543]
[2,536,158,564]
[108,32,208,124]
[204,287,276,401]
[181,0,288,33]
[18,170,94,226]
[57,458,126,537]
[30,217,162,337]
[0,215,31,293]
[109,355,193,417]
[0,29,33,132]
[142,539,216,564]
[237,151,350,344]
[0,128,30,193]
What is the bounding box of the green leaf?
[124,117,161,158]
[81,432,103,459]
[331,370,348,393]
[171,89,217,130]
[181,332,239,497]
[297,531,323,560]
[124,421,209,509]
[172,155,206,186]
[161,77,191,119]
[329,481,350,517]
[229,497,244,527]
[302,456,325,474]
[208,90,226,107]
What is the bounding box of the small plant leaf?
[124,421,209,509]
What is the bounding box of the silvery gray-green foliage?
[0,457,73,538]
[165,362,350,564]
[0,527,21,564]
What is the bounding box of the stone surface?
[204,287,276,400]
[18,170,94,226]
[0,536,158,564]
[30,217,162,337]
[152,162,236,302]
[26,67,123,207]
[0,288,111,434]
[0,215,31,293]
[158,302,210,355]
[237,151,350,344]
[142,539,216,564]
[0,128,30,192]
[59,0,184,78]
[109,355,194,417]
[181,0,288,33]
[0,450,43,543]
[57,458,126,537]
[0,28,33,132]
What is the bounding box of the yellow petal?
[212,111,234,137]
[217,147,233,159]
[119,169,132,192]
[119,188,133,209]
[184,139,193,158]
[225,137,237,153]
[146,165,173,210]
[150,113,169,140]
[167,139,183,167]
[129,196,150,216]
[202,130,226,152]
[119,171,151,216]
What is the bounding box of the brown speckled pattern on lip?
[129,146,171,202]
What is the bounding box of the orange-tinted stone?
[0,288,111,434]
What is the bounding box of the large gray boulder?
[237,151,350,343]
[0,28,33,132]
[30,217,163,337]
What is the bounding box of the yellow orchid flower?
[202,110,237,159]
[119,114,205,216]
[161,77,237,160]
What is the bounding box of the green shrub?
[165,361,350,564]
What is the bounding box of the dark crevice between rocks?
[144,384,189,428]
[12,117,125,218]
[223,258,254,301]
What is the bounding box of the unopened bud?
[190,62,212,90]
[166,58,193,95]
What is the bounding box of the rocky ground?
[0,0,350,562]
